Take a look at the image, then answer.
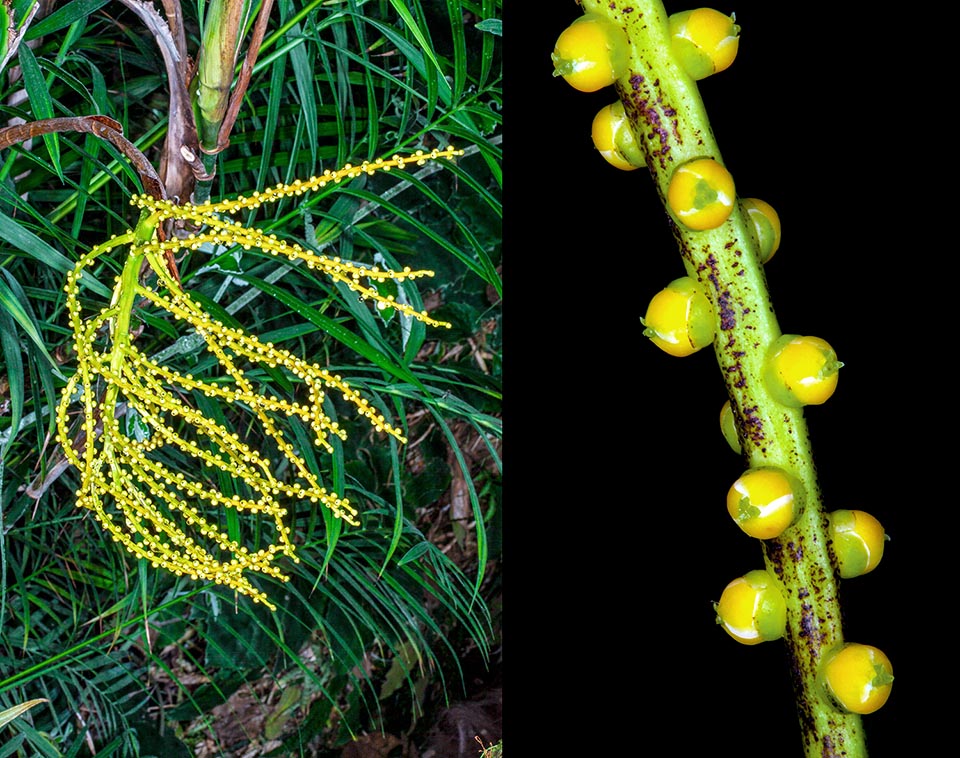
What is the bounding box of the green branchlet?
[572,1,875,754]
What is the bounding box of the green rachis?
[551,2,892,756]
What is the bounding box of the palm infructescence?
[545,1,910,756]
[0,1,501,755]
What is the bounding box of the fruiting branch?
[553,2,891,755]
[55,147,463,610]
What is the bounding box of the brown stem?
[116,0,200,205]
[0,115,166,201]
[158,0,189,75]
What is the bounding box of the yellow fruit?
[591,101,643,171]
[822,643,894,715]
[669,8,740,80]
[642,276,715,357]
[765,335,841,407]
[551,14,628,93]
[715,569,786,645]
[741,197,782,263]
[828,509,887,578]
[726,467,800,540]
[667,158,736,231]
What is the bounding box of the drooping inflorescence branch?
[552,3,891,757]
[55,147,462,609]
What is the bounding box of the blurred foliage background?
[0,1,501,755]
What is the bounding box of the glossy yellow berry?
[551,14,629,93]
[726,467,801,540]
[591,101,644,171]
[765,335,842,407]
[719,399,741,454]
[822,643,894,714]
[641,276,715,357]
[667,158,735,231]
[669,8,740,80]
[715,569,786,645]
[828,509,887,579]
[741,197,781,263]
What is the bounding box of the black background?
[511,3,946,755]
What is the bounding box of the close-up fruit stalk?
[542,1,928,755]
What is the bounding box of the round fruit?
[715,569,786,645]
[591,101,644,171]
[828,509,887,578]
[822,643,894,714]
[741,197,781,263]
[669,8,740,80]
[552,14,629,93]
[641,276,715,357]
[765,335,842,407]
[667,158,736,231]
[726,467,801,539]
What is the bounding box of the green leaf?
[24,0,110,39]
[0,210,109,296]
[397,541,431,566]
[0,309,23,460]
[17,42,61,180]
[288,33,318,168]
[365,15,448,110]
[0,4,9,62]
[386,0,444,76]
[475,18,501,35]
[123,407,151,443]
[0,212,68,273]
[0,734,26,758]
[447,0,467,103]
[0,272,63,378]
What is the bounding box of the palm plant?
[0,1,501,755]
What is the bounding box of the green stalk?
[578,1,866,755]
[102,211,157,463]
[193,0,248,152]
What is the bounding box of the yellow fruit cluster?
[552,1,896,738]
[56,148,460,609]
